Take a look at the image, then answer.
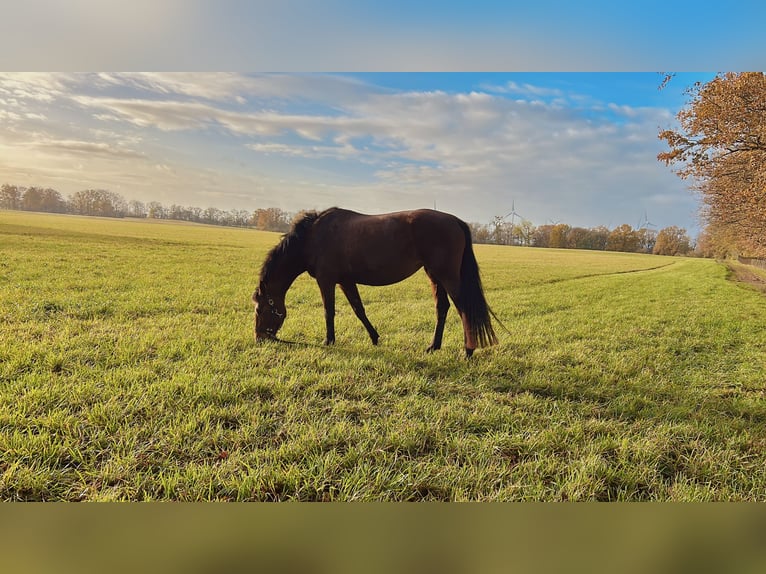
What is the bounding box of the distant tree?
[606,224,640,252]
[147,201,166,219]
[549,224,571,249]
[566,227,591,250]
[585,226,610,250]
[0,184,23,210]
[187,206,201,222]
[653,226,692,256]
[490,215,511,245]
[250,207,290,232]
[531,224,553,248]
[169,204,186,221]
[127,200,147,218]
[21,186,45,211]
[515,219,535,247]
[106,190,126,217]
[40,188,66,213]
[220,209,235,226]
[67,190,90,215]
[231,209,251,227]
[68,189,126,217]
[658,72,766,257]
[203,207,222,225]
[636,228,658,254]
[469,222,491,244]
[19,186,66,213]
[694,224,732,259]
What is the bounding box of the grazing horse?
[252,208,498,357]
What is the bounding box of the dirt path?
[726,261,766,294]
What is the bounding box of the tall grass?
[2,210,766,500]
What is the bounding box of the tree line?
[0,184,292,232]
[2,182,695,255]
[468,218,693,256]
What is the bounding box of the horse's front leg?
[340,282,379,345]
[318,280,336,345]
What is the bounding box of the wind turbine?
[637,210,656,231]
[637,210,657,252]
[503,200,525,245]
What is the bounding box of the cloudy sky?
[1,72,716,231]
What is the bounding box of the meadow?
[2,210,766,501]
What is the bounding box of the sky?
[2,1,765,70]
[1,72,716,232]
[3,2,764,234]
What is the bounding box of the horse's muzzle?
[255,331,277,342]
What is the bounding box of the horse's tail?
[458,221,499,348]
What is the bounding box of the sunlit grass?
[2,210,766,500]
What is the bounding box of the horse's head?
[252,284,287,341]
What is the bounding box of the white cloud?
[93,72,381,106]
[0,110,22,122]
[246,142,362,161]
[0,73,67,102]
[31,137,146,160]
[487,81,566,99]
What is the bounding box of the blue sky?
[0,72,717,232]
[3,1,764,70]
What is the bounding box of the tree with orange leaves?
[658,72,766,257]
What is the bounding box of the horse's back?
[318,208,466,252]
[306,208,466,286]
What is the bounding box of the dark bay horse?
[252,208,498,357]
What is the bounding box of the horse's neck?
[268,251,305,297]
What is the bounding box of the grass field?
[2,210,766,501]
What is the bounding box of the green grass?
[2,210,766,501]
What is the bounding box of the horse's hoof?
[464,347,475,359]
[324,338,335,346]
[425,345,439,353]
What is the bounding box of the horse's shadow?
[269,337,319,349]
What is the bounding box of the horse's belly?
[352,259,422,286]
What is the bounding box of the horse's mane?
[258,210,325,285]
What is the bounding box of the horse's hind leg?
[340,282,379,345]
[426,277,450,352]
[440,277,477,358]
